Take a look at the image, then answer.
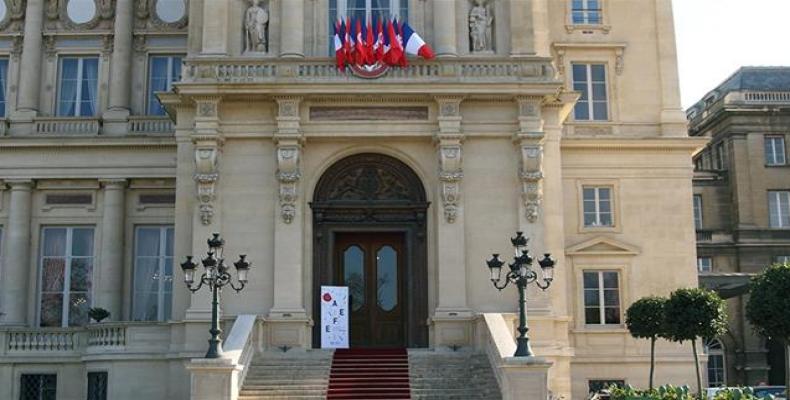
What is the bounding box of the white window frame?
[697,257,712,273]
[56,56,99,117]
[332,0,406,21]
[765,135,787,166]
[570,0,603,25]
[583,186,614,227]
[704,338,726,387]
[693,195,703,230]
[572,63,609,122]
[38,226,95,327]
[768,190,790,228]
[132,226,174,322]
[146,54,183,115]
[583,270,621,326]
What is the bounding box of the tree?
[626,296,669,390]
[664,288,727,398]
[746,263,790,400]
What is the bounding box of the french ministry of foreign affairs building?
[0,0,705,399]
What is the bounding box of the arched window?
[328,0,409,54]
[704,338,726,387]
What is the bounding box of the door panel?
[335,233,405,348]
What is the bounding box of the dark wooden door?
[334,232,406,348]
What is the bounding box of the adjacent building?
[0,0,704,399]
[690,67,790,387]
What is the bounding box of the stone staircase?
[408,350,502,400]
[238,349,502,400]
[238,350,333,400]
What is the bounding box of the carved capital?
[276,143,301,224]
[435,96,464,137]
[193,139,221,225]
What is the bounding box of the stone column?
[510,0,535,56]
[97,179,127,321]
[201,0,229,55]
[432,0,457,57]
[431,96,473,347]
[103,0,135,135]
[279,0,304,58]
[12,0,44,130]
[654,0,687,136]
[267,96,310,349]
[1,180,33,325]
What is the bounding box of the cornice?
[0,136,177,150]
[561,137,708,152]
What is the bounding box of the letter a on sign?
[321,286,349,348]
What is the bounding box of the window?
[328,0,408,54]
[765,135,786,166]
[715,142,726,170]
[588,379,625,393]
[697,257,712,273]
[693,195,703,230]
[20,374,56,400]
[572,64,608,121]
[87,372,108,400]
[583,186,613,227]
[768,191,790,228]
[39,227,94,327]
[57,56,99,117]
[571,0,602,24]
[704,339,726,387]
[583,271,620,325]
[0,58,8,118]
[774,255,790,265]
[132,226,174,321]
[147,55,183,115]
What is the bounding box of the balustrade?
[6,329,80,353]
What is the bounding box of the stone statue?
[469,0,493,53]
[244,0,269,53]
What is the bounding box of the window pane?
[591,65,606,82]
[79,58,99,116]
[593,102,608,120]
[165,227,175,256]
[132,290,158,321]
[72,228,94,257]
[343,245,365,312]
[135,258,160,293]
[583,272,599,289]
[603,272,619,288]
[68,292,91,326]
[598,188,610,200]
[604,289,619,306]
[70,258,92,291]
[41,258,66,292]
[584,290,599,306]
[0,59,8,118]
[574,102,590,121]
[604,307,621,324]
[43,228,67,257]
[136,228,161,257]
[585,307,600,324]
[39,293,63,327]
[376,245,398,312]
[572,64,587,81]
[599,212,613,226]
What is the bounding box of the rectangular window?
[715,142,726,170]
[147,55,183,116]
[769,191,790,228]
[0,58,8,118]
[583,270,621,325]
[57,56,99,117]
[572,64,608,121]
[39,227,95,327]
[572,0,602,24]
[583,186,613,227]
[20,374,57,400]
[697,257,712,273]
[87,372,108,400]
[132,226,174,321]
[329,0,408,54]
[765,135,787,166]
[693,195,703,230]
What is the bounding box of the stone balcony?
[1,116,175,136]
[178,57,560,94]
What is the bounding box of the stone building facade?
[0,0,703,399]
[690,67,790,387]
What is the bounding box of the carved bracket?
[515,96,546,223]
[438,144,463,223]
[194,143,220,225]
[276,144,301,224]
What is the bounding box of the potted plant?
[87,307,111,323]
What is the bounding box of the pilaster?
[97,179,127,321]
[200,0,230,55]
[103,0,135,134]
[279,0,305,58]
[432,0,457,57]
[1,180,33,326]
[654,0,687,136]
[11,0,44,133]
[509,0,536,56]
[432,95,473,347]
[267,96,310,349]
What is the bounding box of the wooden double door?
[334,232,406,348]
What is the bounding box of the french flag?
[401,21,435,60]
[333,20,345,70]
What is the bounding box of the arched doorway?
[311,153,429,348]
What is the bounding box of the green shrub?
[712,388,774,400]
[607,385,774,400]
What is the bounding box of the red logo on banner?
[323,293,333,302]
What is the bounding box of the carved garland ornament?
[276,145,300,224]
[515,97,546,223]
[438,145,463,223]
[194,145,219,225]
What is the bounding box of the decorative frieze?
[515,96,546,223]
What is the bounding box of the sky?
[672,0,790,109]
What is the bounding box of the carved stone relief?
[0,0,26,31]
[438,144,463,223]
[469,0,494,53]
[276,145,300,224]
[244,0,269,54]
[135,0,188,31]
[515,97,546,223]
[194,144,219,225]
[48,0,115,30]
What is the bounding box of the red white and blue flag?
[333,17,434,71]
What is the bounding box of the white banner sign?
[320,286,349,349]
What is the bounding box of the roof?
[688,66,790,113]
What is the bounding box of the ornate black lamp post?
[180,233,251,359]
[486,232,556,357]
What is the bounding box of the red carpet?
[327,348,411,399]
